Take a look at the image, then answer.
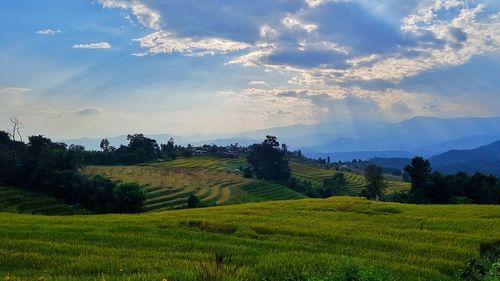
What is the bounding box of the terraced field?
[84,157,410,211]
[290,162,410,195]
[0,186,83,215]
[84,158,304,211]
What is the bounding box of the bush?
[459,241,500,281]
[112,182,146,213]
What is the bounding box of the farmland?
[84,157,410,212]
[0,186,84,215]
[1,197,499,281]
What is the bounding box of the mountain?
[429,140,500,176]
[413,135,500,157]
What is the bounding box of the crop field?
[0,186,83,215]
[83,158,304,211]
[290,162,411,195]
[1,197,499,281]
[84,157,410,211]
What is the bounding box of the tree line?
[0,131,145,213]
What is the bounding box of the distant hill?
[430,140,500,176]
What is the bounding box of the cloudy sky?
[0,0,499,138]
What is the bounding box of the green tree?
[405,157,432,191]
[364,164,386,199]
[321,173,348,197]
[112,182,146,213]
[247,136,290,181]
[187,193,200,208]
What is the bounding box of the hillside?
[83,157,410,211]
[430,140,500,176]
[0,186,84,215]
[83,157,305,211]
[1,197,499,281]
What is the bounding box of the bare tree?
[9,117,23,142]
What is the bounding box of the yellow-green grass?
[0,186,83,215]
[290,162,411,195]
[1,197,499,281]
[83,162,304,211]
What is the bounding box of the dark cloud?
[75,107,103,116]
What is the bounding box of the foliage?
[364,164,386,199]
[187,193,201,208]
[112,182,146,213]
[0,131,145,213]
[459,240,500,281]
[404,157,500,204]
[247,136,291,181]
[321,173,348,197]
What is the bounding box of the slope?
[1,197,499,281]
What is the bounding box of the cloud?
[36,29,61,35]
[249,80,267,85]
[72,42,112,49]
[97,0,161,29]
[0,87,31,95]
[134,31,249,56]
[74,107,103,116]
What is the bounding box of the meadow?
[83,157,410,212]
[1,197,499,281]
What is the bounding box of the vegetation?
[1,197,499,280]
[0,131,146,213]
[246,136,291,181]
[363,164,386,200]
[0,186,84,215]
[402,157,500,204]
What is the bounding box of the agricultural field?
[0,186,83,215]
[84,157,410,212]
[1,197,499,281]
[290,161,411,195]
[83,157,304,211]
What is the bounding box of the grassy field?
[83,157,410,212]
[83,157,304,211]
[1,197,499,281]
[289,161,410,195]
[0,186,83,215]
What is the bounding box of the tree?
[112,182,146,213]
[405,157,432,191]
[321,173,348,197]
[187,193,200,208]
[247,136,290,181]
[364,164,386,199]
[100,139,110,152]
[161,137,176,159]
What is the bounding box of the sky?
[0,0,499,139]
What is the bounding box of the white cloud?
[135,31,250,56]
[36,29,61,35]
[72,42,112,49]
[282,16,318,33]
[98,0,161,29]
[249,80,268,85]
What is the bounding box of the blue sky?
[0,0,499,138]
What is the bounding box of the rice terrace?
[2,0,500,280]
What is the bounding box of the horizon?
[1,0,500,139]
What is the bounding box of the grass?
[0,186,84,215]
[83,157,410,212]
[1,197,499,280]
[83,157,304,211]
[289,161,411,195]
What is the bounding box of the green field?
[83,157,304,211]
[0,186,83,215]
[289,162,410,195]
[83,157,410,211]
[1,197,499,281]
